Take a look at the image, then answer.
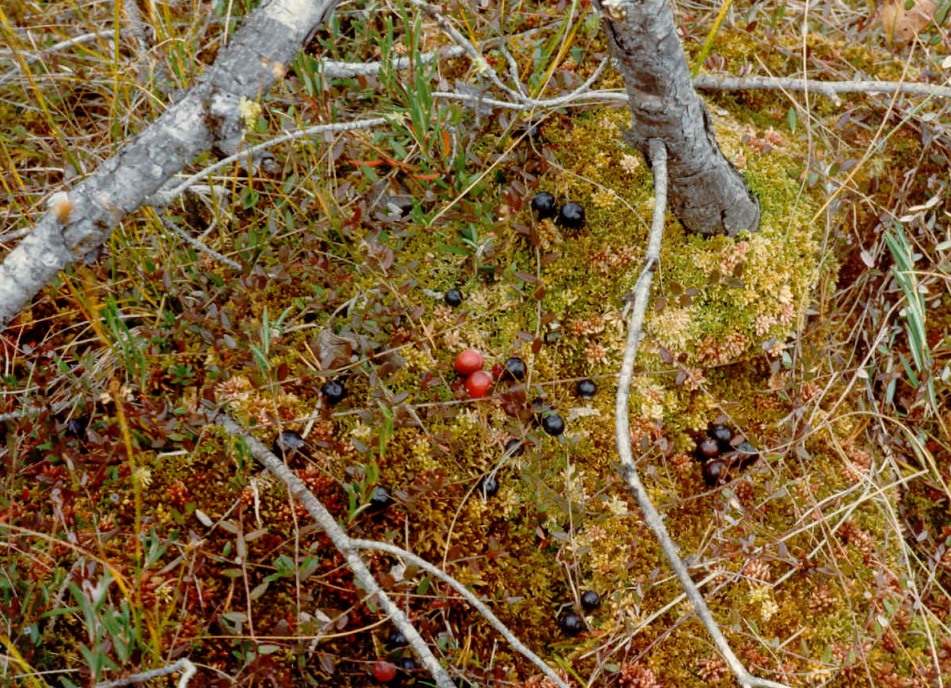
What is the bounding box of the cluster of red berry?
[454,350,529,399]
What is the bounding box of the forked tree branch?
[210,409,456,688]
[614,138,790,688]
[350,539,570,688]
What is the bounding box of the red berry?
[372,660,397,683]
[454,349,484,376]
[465,370,493,398]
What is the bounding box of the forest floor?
[1,0,949,686]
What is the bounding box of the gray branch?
[210,410,455,688]
[350,539,570,688]
[596,0,760,236]
[0,0,341,331]
[614,138,790,688]
[693,73,951,100]
[95,658,196,688]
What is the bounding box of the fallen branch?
[693,73,951,100]
[95,658,196,688]
[349,538,570,688]
[0,0,342,331]
[614,138,790,688]
[210,409,455,688]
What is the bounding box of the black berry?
[321,379,346,404]
[701,458,727,486]
[504,438,525,457]
[557,202,585,230]
[387,630,408,647]
[695,437,720,461]
[575,378,597,398]
[541,413,565,436]
[273,430,305,459]
[502,356,527,381]
[396,657,418,673]
[558,611,585,636]
[444,289,463,307]
[580,590,601,612]
[708,423,734,451]
[65,417,88,439]
[369,486,394,511]
[530,192,558,219]
[735,441,760,468]
[477,474,499,498]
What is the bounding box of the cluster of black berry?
[530,192,585,230]
[694,423,760,486]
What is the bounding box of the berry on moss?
[465,370,494,398]
[557,202,585,230]
[580,590,601,612]
[558,611,585,636]
[369,486,395,511]
[708,423,734,451]
[504,438,525,457]
[541,413,565,436]
[321,379,346,404]
[701,458,727,486]
[477,474,499,498]
[575,378,597,398]
[530,192,557,219]
[454,349,484,376]
[372,660,397,683]
[273,430,305,459]
[502,356,527,381]
[444,288,463,307]
[695,437,720,461]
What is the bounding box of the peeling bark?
[597,0,760,236]
[0,0,340,331]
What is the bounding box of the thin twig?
[210,409,455,688]
[349,539,570,688]
[95,658,196,688]
[321,46,468,78]
[158,215,241,270]
[150,117,388,206]
[614,138,790,688]
[693,73,951,100]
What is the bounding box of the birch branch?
[614,138,790,688]
[209,409,455,688]
[0,0,341,331]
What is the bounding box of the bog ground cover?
[1,1,949,686]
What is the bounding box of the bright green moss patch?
[541,107,824,369]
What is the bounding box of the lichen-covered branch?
[0,0,340,331]
[614,138,789,688]
[594,0,760,236]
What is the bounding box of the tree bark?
[596,0,760,237]
[0,0,340,331]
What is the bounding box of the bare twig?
[95,658,196,688]
[157,215,241,270]
[150,117,389,206]
[614,138,790,688]
[209,409,455,688]
[693,73,951,100]
[349,539,570,688]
